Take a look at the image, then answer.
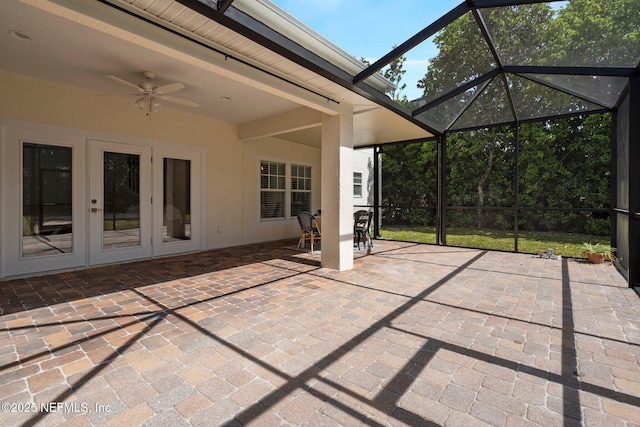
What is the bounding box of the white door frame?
[88,140,152,266]
[1,123,87,277]
[1,119,206,279]
[152,147,202,256]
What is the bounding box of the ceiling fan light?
[107,71,195,117]
[134,98,146,110]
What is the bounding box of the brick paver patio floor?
[1,240,639,426]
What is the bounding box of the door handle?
[90,199,101,213]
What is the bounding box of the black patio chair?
[296,211,321,253]
[353,210,373,250]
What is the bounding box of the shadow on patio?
[1,240,639,426]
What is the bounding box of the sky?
[270,0,463,99]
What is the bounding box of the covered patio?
[1,240,637,426]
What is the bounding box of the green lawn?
[378,226,610,259]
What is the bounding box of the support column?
[321,112,354,271]
[373,145,381,238]
[610,111,618,253]
[514,122,520,253]
[437,133,447,246]
[628,75,640,288]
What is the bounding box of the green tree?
[414,6,555,230]
[360,47,409,104]
[446,127,515,228]
[519,114,612,234]
[547,0,640,67]
[380,0,633,239]
[382,50,409,105]
[381,141,437,226]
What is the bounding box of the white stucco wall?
[242,137,321,244]
[0,71,246,250]
[0,70,320,276]
[353,148,374,210]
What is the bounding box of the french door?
[152,148,201,257]
[1,121,202,278]
[88,141,152,265]
[2,134,87,278]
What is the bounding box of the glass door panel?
[163,158,191,242]
[152,149,201,256]
[22,143,73,258]
[89,141,151,265]
[2,129,86,278]
[103,152,141,250]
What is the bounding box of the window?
[260,160,286,219]
[22,143,73,257]
[354,172,363,198]
[163,158,191,242]
[291,164,311,217]
[259,161,313,220]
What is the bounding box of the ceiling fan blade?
[155,82,185,95]
[158,94,199,108]
[106,75,143,92]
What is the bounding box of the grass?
[378,226,610,259]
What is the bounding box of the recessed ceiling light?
[9,30,34,41]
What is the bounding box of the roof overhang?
[0,0,435,147]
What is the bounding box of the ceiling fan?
[106,71,199,116]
